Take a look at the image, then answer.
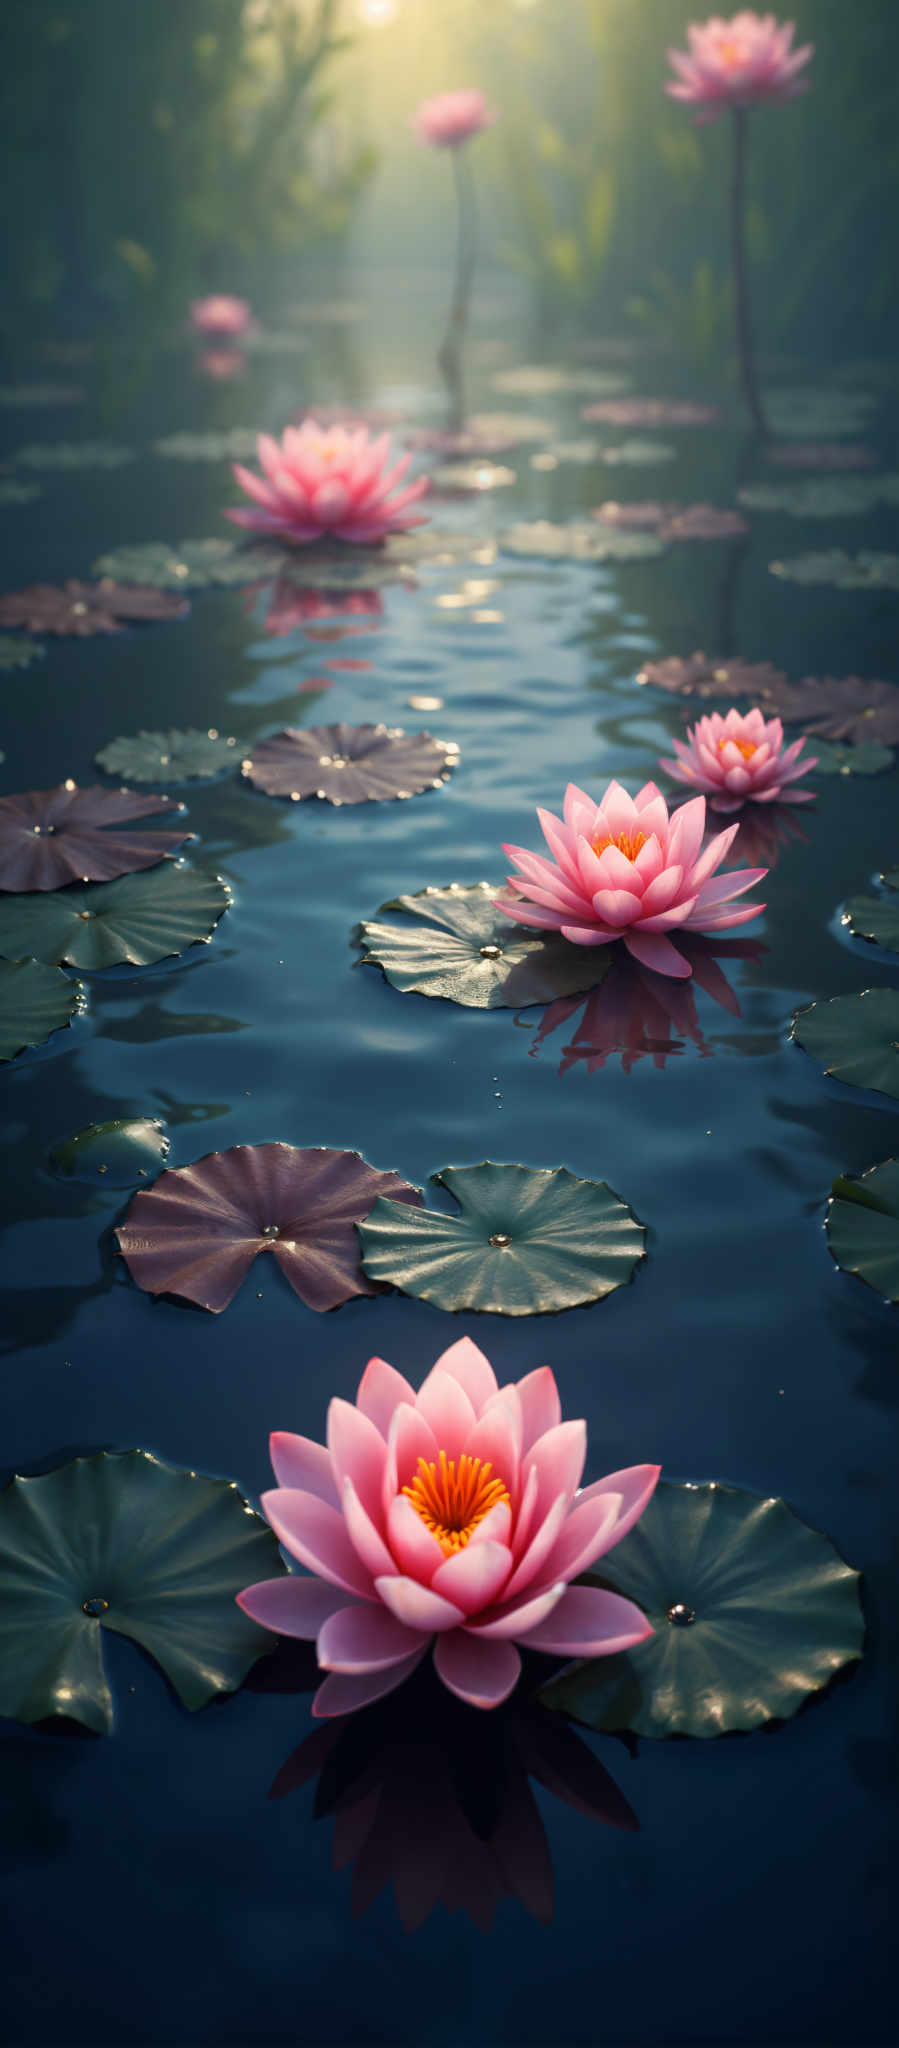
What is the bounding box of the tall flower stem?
[729,107,767,437]
[438,147,478,432]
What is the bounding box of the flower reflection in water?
[719,801,810,871]
[196,350,247,382]
[530,935,765,1075]
[256,580,384,639]
[268,1657,637,1932]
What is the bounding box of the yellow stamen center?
[403,1451,510,1556]
[591,828,648,862]
[718,736,757,761]
[716,36,745,68]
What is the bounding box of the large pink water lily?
[660,705,818,810]
[496,778,767,979]
[226,419,430,547]
[238,1340,658,1715]
[666,12,813,122]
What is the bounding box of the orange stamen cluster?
[403,1451,510,1556]
[591,827,648,862]
[717,736,757,761]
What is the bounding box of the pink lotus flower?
[496,778,767,979]
[666,13,813,122]
[413,89,498,149]
[226,419,430,546]
[190,295,253,336]
[238,1339,658,1716]
[661,706,817,811]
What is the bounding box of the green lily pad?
[0,1449,284,1732]
[500,520,664,563]
[764,387,877,439]
[842,869,899,953]
[826,1158,899,1304]
[48,1117,170,1186]
[0,861,231,969]
[792,990,899,1103]
[0,633,44,672]
[153,429,260,461]
[358,883,607,1010]
[358,1160,646,1315]
[769,550,899,590]
[0,478,41,507]
[95,727,239,784]
[810,738,894,776]
[14,441,134,470]
[0,957,84,1061]
[491,365,632,398]
[538,1480,864,1738]
[92,539,268,590]
[739,476,899,519]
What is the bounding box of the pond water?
[1,298,897,2045]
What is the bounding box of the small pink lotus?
[661,705,818,810]
[226,420,430,546]
[496,778,767,979]
[413,89,498,149]
[666,12,813,121]
[238,1339,658,1715]
[190,295,253,336]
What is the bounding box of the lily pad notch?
[826,1159,899,1306]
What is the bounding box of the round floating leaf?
[0,633,44,672]
[581,398,720,428]
[0,783,189,891]
[765,440,877,470]
[635,651,787,701]
[792,990,899,1103]
[826,1158,899,1304]
[0,957,84,1061]
[116,1142,423,1313]
[358,1160,646,1316]
[0,581,189,636]
[358,883,607,1010]
[842,870,899,954]
[0,478,40,507]
[153,428,261,461]
[738,477,899,519]
[764,387,876,438]
[766,677,899,747]
[12,440,133,470]
[491,365,632,397]
[95,728,239,784]
[594,502,747,542]
[807,738,894,775]
[431,461,516,493]
[0,382,84,408]
[92,539,268,590]
[48,1117,171,1186]
[0,861,231,969]
[598,439,676,466]
[500,521,664,563]
[538,1480,863,1738]
[0,1449,285,1732]
[769,550,899,590]
[242,722,458,806]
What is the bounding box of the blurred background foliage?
[1,0,896,373]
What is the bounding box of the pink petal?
[467,1579,568,1641]
[623,930,692,978]
[260,1488,376,1600]
[269,1431,339,1507]
[639,864,685,916]
[591,888,644,928]
[236,1575,346,1637]
[532,1491,623,1588]
[355,1356,417,1438]
[512,1460,540,1560]
[430,1538,513,1614]
[516,1366,562,1453]
[573,1463,662,1545]
[515,1584,653,1656]
[311,1649,427,1718]
[316,1602,428,1673]
[383,1401,439,1512]
[462,1395,521,1493]
[433,1630,521,1709]
[431,1336,498,1413]
[375,1573,464,1633]
[467,1500,513,1548]
[341,1476,395,1578]
[502,1490,571,1601]
[560,923,617,946]
[327,1398,387,1527]
[523,1419,587,1528]
[386,1492,446,1580]
[414,1366,477,1459]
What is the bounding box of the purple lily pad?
[0,783,189,892]
[758,675,899,747]
[0,580,190,637]
[594,501,748,541]
[240,722,459,806]
[115,1143,424,1313]
[635,652,788,701]
[581,398,721,429]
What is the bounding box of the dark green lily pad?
[826,1158,899,1304]
[0,479,41,507]
[0,1449,284,1732]
[792,990,899,1103]
[153,429,260,461]
[358,883,607,1010]
[0,633,44,672]
[769,550,899,590]
[810,738,894,776]
[92,539,267,590]
[95,728,239,784]
[538,1480,864,1738]
[764,387,877,439]
[0,862,231,969]
[0,383,84,408]
[358,1160,646,1316]
[0,957,84,1061]
[500,520,664,563]
[842,869,899,954]
[14,441,133,470]
[739,476,899,520]
[48,1117,170,1186]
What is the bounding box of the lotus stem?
[438,148,478,432]
[729,107,767,437]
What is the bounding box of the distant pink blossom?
[226,419,430,546]
[661,706,817,809]
[496,778,767,980]
[413,89,498,149]
[238,1339,658,1716]
[666,12,813,122]
[197,350,246,381]
[190,295,253,336]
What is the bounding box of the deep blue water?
[1,311,897,2046]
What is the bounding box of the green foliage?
[500,116,618,323]
[628,263,734,379]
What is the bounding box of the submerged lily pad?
[95,728,239,784]
[153,428,261,461]
[358,883,606,1010]
[92,538,268,590]
[807,738,894,775]
[635,652,787,700]
[0,783,189,891]
[116,1142,423,1314]
[241,722,458,805]
[538,1480,863,1738]
[0,479,40,507]
[358,1160,645,1316]
[764,387,876,439]
[581,398,720,428]
[769,550,899,590]
[792,990,899,1104]
[826,1159,899,1304]
[0,958,84,1062]
[48,1118,171,1186]
[842,869,899,954]
[0,633,44,672]
[500,521,664,563]
[0,1450,284,1732]
[13,440,133,470]
[0,862,231,969]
